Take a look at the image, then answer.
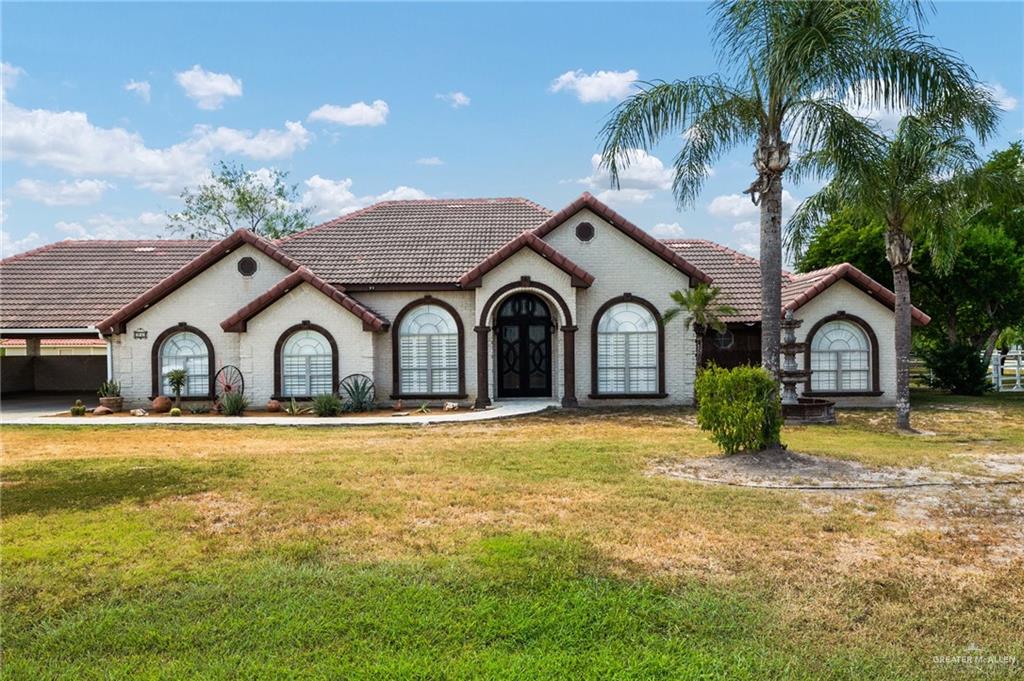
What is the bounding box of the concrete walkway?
[1,397,559,427]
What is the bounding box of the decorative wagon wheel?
[338,373,375,410]
[214,365,245,400]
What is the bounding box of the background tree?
[789,115,1002,429]
[599,0,993,394]
[662,284,738,367]
[167,162,313,239]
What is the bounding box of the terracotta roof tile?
[783,263,931,325]
[278,198,554,285]
[1,239,214,330]
[458,232,594,288]
[221,267,389,332]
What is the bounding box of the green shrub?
[921,343,990,395]
[694,364,782,454]
[169,407,182,417]
[96,380,121,397]
[219,392,249,417]
[69,400,87,416]
[188,403,211,414]
[312,393,343,417]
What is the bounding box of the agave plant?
[340,374,375,413]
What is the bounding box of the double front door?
[496,293,552,398]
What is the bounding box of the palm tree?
[663,284,738,368]
[788,115,1000,430]
[599,0,996,390]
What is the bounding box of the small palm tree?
[600,0,997,388]
[664,284,738,369]
[788,114,1003,430]
[165,368,188,408]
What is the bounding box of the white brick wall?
[110,244,292,406]
[543,209,697,405]
[793,279,898,407]
[239,283,375,403]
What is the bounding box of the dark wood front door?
[496,293,552,397]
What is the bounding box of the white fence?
[991,346,1024,392]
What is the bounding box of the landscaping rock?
[150,396,172,413]
[130,408,148,417]
[92,406,113,415]
[266,399,282,413]
[443,402,459,411]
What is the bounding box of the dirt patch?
[649,448,1018,489]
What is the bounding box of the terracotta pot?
[98,396,123,412]
[266,399,282,413]
[150,395,172,413]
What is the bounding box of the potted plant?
[165,368,188,408]
[96,380,123,412]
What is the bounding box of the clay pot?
[266,399,282,413]
[99,396,123,412]
[150,395,172,413]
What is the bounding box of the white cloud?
[11,178,113,206]
[550,69,638,103]
[55,211,166,240]
[984,82,1018,112]
[707,190,797,219]
[175,65,242,110]
[308,100,389,127]
[2,62,25,95]
[188,121,311,160]
[732,220,760,256]
[1,229,41,257]
[577,149,673,205]
[1,89,310,192]
[415,156,444,166]
[301,175,431,218]
[436,91,471,108]
[125,79,151,103]
[650,222,685,239]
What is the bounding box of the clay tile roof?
[457,232,595,288]
[0,338,107,347]
[94,229,304,334]
[662,239,931,325]
[221,267,389,332]
[531,193,712,285]
[1,239,215,330]
[278,198,554,286]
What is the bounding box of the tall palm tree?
[599,0,996,389]
[663,284,738,368]
[788,115,1000,430]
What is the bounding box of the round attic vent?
[575,221,595,242]
[237,256,258,277]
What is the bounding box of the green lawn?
[3,391,1023,679]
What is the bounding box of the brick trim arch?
[273,321,340,399]
[390,296,467,400]
[151,323,215,399]
[803,311,883,396]
[589,294,667,399]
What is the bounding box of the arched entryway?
[495,292,553,398]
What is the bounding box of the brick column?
[474,325,491,409]
[561,325,578,408]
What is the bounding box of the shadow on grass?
[1,460,243,517]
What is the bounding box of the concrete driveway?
[1,392,96,419]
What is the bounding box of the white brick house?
[0,193,928,408]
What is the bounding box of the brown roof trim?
[784,263,931,325]
[458,232,595,288]
[220,267,389,332]
[95,230,304,334]
[531,192,712,285]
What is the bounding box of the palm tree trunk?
[885,229,915,431]
[760,179,783,380]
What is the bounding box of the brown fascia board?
[221,267,390,333]
[458,232,595,288]
[530,192,712,285]
[95,229,304,334]
[783,263,931,326]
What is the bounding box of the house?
[0,193,928,408]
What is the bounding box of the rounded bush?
[311,393,343,417]
[695,364,782,454]
[169,407,182,417]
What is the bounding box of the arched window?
[280,329,334,397]
[595,300,660,395]
[158,330,210,397]
[810,320,870,392]
[397,303,461,395]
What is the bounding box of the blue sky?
[2,2,1022,257]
